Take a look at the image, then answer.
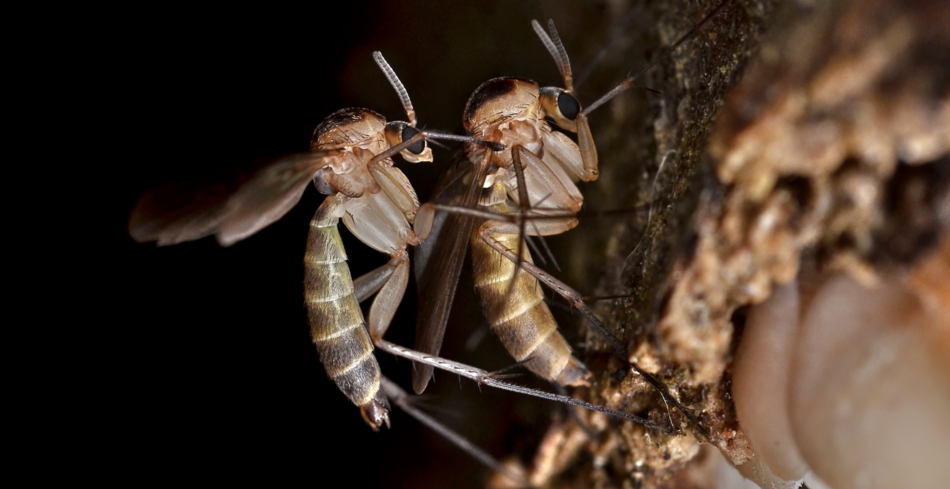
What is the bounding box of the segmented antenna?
[531,20,573,92]
[546,20,573,92]
[531,20,560,73]
[373,51,417,126]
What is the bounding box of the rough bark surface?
[510,0,949,487]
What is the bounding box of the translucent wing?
[129,151,330,247]
[412,152,488,394]
[414,155,479,279]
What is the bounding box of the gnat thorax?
[311,107,388,152]
[489,120,545,170]
[463,78,543,137]
[311,108,417,200]
[462,78,546,170]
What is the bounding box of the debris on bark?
[527,0,950,487]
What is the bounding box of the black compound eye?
[401,126,426,155]
[313,169,335,195]
[557,92,580,120]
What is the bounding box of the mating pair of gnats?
[131,11,723,473]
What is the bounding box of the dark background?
[109,1,662,486]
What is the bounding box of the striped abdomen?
[470,230,591,386]
[305,212,389,429]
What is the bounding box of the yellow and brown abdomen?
[470,229,590,387]
[304,212,389,428]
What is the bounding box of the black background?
[109,2,650,486]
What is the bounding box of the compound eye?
[401,126,426,155]
[557,92,580,121]
[313,168,335,195]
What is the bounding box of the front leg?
[364,250,410,343]
[576,113,598,181]
[513,145,584,214]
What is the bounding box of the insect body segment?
[461,21,609,388]
[420,10,733,436]
[306,195,391,429]
[131,53,441,430]
[303,104,430,430]
[412,21,603,393]
[470,203,589,386]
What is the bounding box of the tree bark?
[530,0,950,487]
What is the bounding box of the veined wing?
[412,150,488,394]
[129,151,330,247]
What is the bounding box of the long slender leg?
[506,144,583,296]
[483,214,579,238]
[375,340,671,433]
[353,261,397,304]
[471,219,591,387]
[420,194,706,432]
[514,145,584,213]
[425,203,705,434]
[350,250,411,343]
[576,113,598,180]
[419,204,705,434]
[553,383,601,440]
[366,250,409,342]
[480,151,583,384]
[475,225,709,437]
[476,219,633,354]
[507,146,532,299]
[418,203,579,235]
[424,205,585,389]
[379,376,527,485]
[368,162,419,220]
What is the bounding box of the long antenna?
[532,19,575,92]
[532,20,563,78]
[546,20,574,92]
[373,51,417,126]
[582,0,733,116]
